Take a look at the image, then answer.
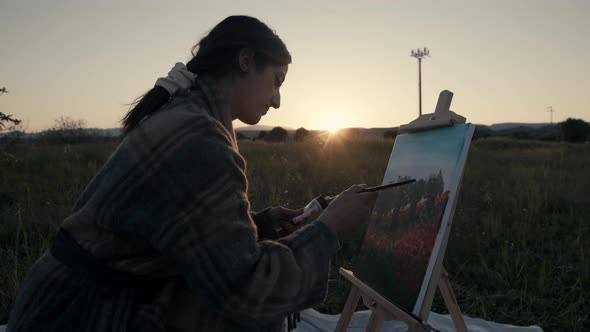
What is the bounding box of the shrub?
[560,118,590,143]
[294,127,310,142]
[266,126,289,142]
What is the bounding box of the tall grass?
[0,137,588,330]
[0,140,119,323]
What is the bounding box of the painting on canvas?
[355,123,474,314]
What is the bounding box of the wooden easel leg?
[366,309,385,332]
[335,286,361,332]
[438,268,468,332]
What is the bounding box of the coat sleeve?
[111,124,339,327]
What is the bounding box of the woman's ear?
[238,48,255,73]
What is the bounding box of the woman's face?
[232,51,288,125]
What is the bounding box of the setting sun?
[325,125,340,134]
[318,116,346,134]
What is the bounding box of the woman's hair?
[121,15,291,135]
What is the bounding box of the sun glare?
[315,113,350,137]
[323,121,344,134]
[326,126,340,134]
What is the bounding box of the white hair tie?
[154,62,196,96]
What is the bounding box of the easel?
[335,90,469,332]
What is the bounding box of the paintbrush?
[290,179,416,225]
[359,178,416,192]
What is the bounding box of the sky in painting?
[1,0,588,132]
[382,124,472,191]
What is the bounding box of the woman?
[7,15,377,332]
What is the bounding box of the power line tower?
[547,106,555,126]
[410,47,430,116]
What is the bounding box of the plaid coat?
[7,79,338,332]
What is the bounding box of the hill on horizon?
[235,122,561,133]
[2,122,587,140]
[234,125,295,131]
[489,122,552,131]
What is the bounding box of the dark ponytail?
[121,86,170,135]
[121,15,291,135]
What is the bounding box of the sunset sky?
[1,0,588,132]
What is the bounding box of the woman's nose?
[270,91,281,109]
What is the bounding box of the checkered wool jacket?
[7,79,338,332]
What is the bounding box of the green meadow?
[0,137,588,331]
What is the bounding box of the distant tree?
[54,116,87,133]
[0,87,22,131]
[257,130,268,140]
[560,118,590,143]
[236,132,248,140]
[266,126,289,142]
[294,127,309,142]
[383,129,397,139]
[43,116,88,143]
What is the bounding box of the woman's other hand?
[269,206,304,236]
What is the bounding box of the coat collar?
[191,78,237,148]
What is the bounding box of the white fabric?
[289,309,543,332]
[0,309,544,332]
[154,62,196,96]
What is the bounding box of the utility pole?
[547,106,555,126]
[410,47,430,116]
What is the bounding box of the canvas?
[355,123,475,315]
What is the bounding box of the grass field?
[0,136,589,331]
